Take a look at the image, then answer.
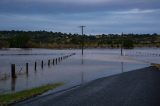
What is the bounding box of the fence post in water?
[26,63,29,74]
[11,64,16,78]
[35,61,37,71]
[53,59,55,65]
[41,60,44,69]
[48,60,50,66]
[56,58,57,64]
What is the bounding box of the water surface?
[0,48,158,94]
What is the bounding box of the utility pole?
[79,26,86,56]
[121,32,123,56]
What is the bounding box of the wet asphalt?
[14,66,160,106]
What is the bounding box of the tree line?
[0,30,159,49]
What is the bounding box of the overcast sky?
[0,0,160,34]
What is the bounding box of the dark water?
[0,48,159,94]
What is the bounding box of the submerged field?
[0,48,159,95]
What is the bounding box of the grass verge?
[151,63,160,70]
[0,83,63,106]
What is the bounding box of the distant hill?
[0,30,160,49]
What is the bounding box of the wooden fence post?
[48,60,50,66]
[26,63,29,74]
[56,58,57,64]
[11,64,16,78]
[35,62,37,71]
[41,60,44,69]
[53,59,55,65]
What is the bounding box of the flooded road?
[0,48,159,94]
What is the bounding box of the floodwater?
[0,48,159,94]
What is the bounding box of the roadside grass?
[0,83,63,106]
[151,63,160,70]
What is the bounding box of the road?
[14,66,160,106]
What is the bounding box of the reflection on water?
[0,48,154,94]
[121,62,124,73]
[81,56,84,83]
[81,56,84,65]
[11,78,16,91]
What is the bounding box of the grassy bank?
[0,83,63,106]
[151,63,160,70]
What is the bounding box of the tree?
[9,35,31,48]
[123,39,134,49]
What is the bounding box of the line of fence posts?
[127,51,160,57]
[10,53,76,79]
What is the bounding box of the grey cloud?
[0,0,160,14]
[0,8,159,34]
[0,0,160,34]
